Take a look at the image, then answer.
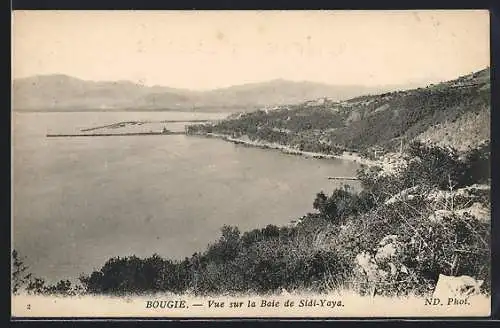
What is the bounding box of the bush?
[204,225,241,264]
[357,141,489,204]
[460,141,490,185]
[402,141,467,189]
[357,165,404,204]
[313,185,376,223]
[12,250,32,295]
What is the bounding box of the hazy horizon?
[14,71,466,92]
[12,10,489,91]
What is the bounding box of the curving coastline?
[190,132,377,166]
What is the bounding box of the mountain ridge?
[12,74,420,113]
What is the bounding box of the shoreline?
[190,133,377,166]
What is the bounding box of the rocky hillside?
[415,69,490,151]
[187,68,490,155]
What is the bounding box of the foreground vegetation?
[12,140,490,297]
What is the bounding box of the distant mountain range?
[12,74,421,113]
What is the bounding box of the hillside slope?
[187,68,490,155]
[12,74,410,113]
[417,106,490,151]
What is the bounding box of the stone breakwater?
[193,132,376,166]
[46,131,186,137]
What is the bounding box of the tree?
[313,191,328,213]
[313,191,338,222]
[460,141,490,185]
[404,141,466,189]
[205,225,241,264]
[26,278,47,295]
[12,250,32,295]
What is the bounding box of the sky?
[12,10,490,90]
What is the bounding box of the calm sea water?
[12,111,360,282]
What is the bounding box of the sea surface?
[12,111,361,282]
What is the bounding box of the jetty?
[46,131,186,138]
[327,176,359,181]
[80,120,216,132]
